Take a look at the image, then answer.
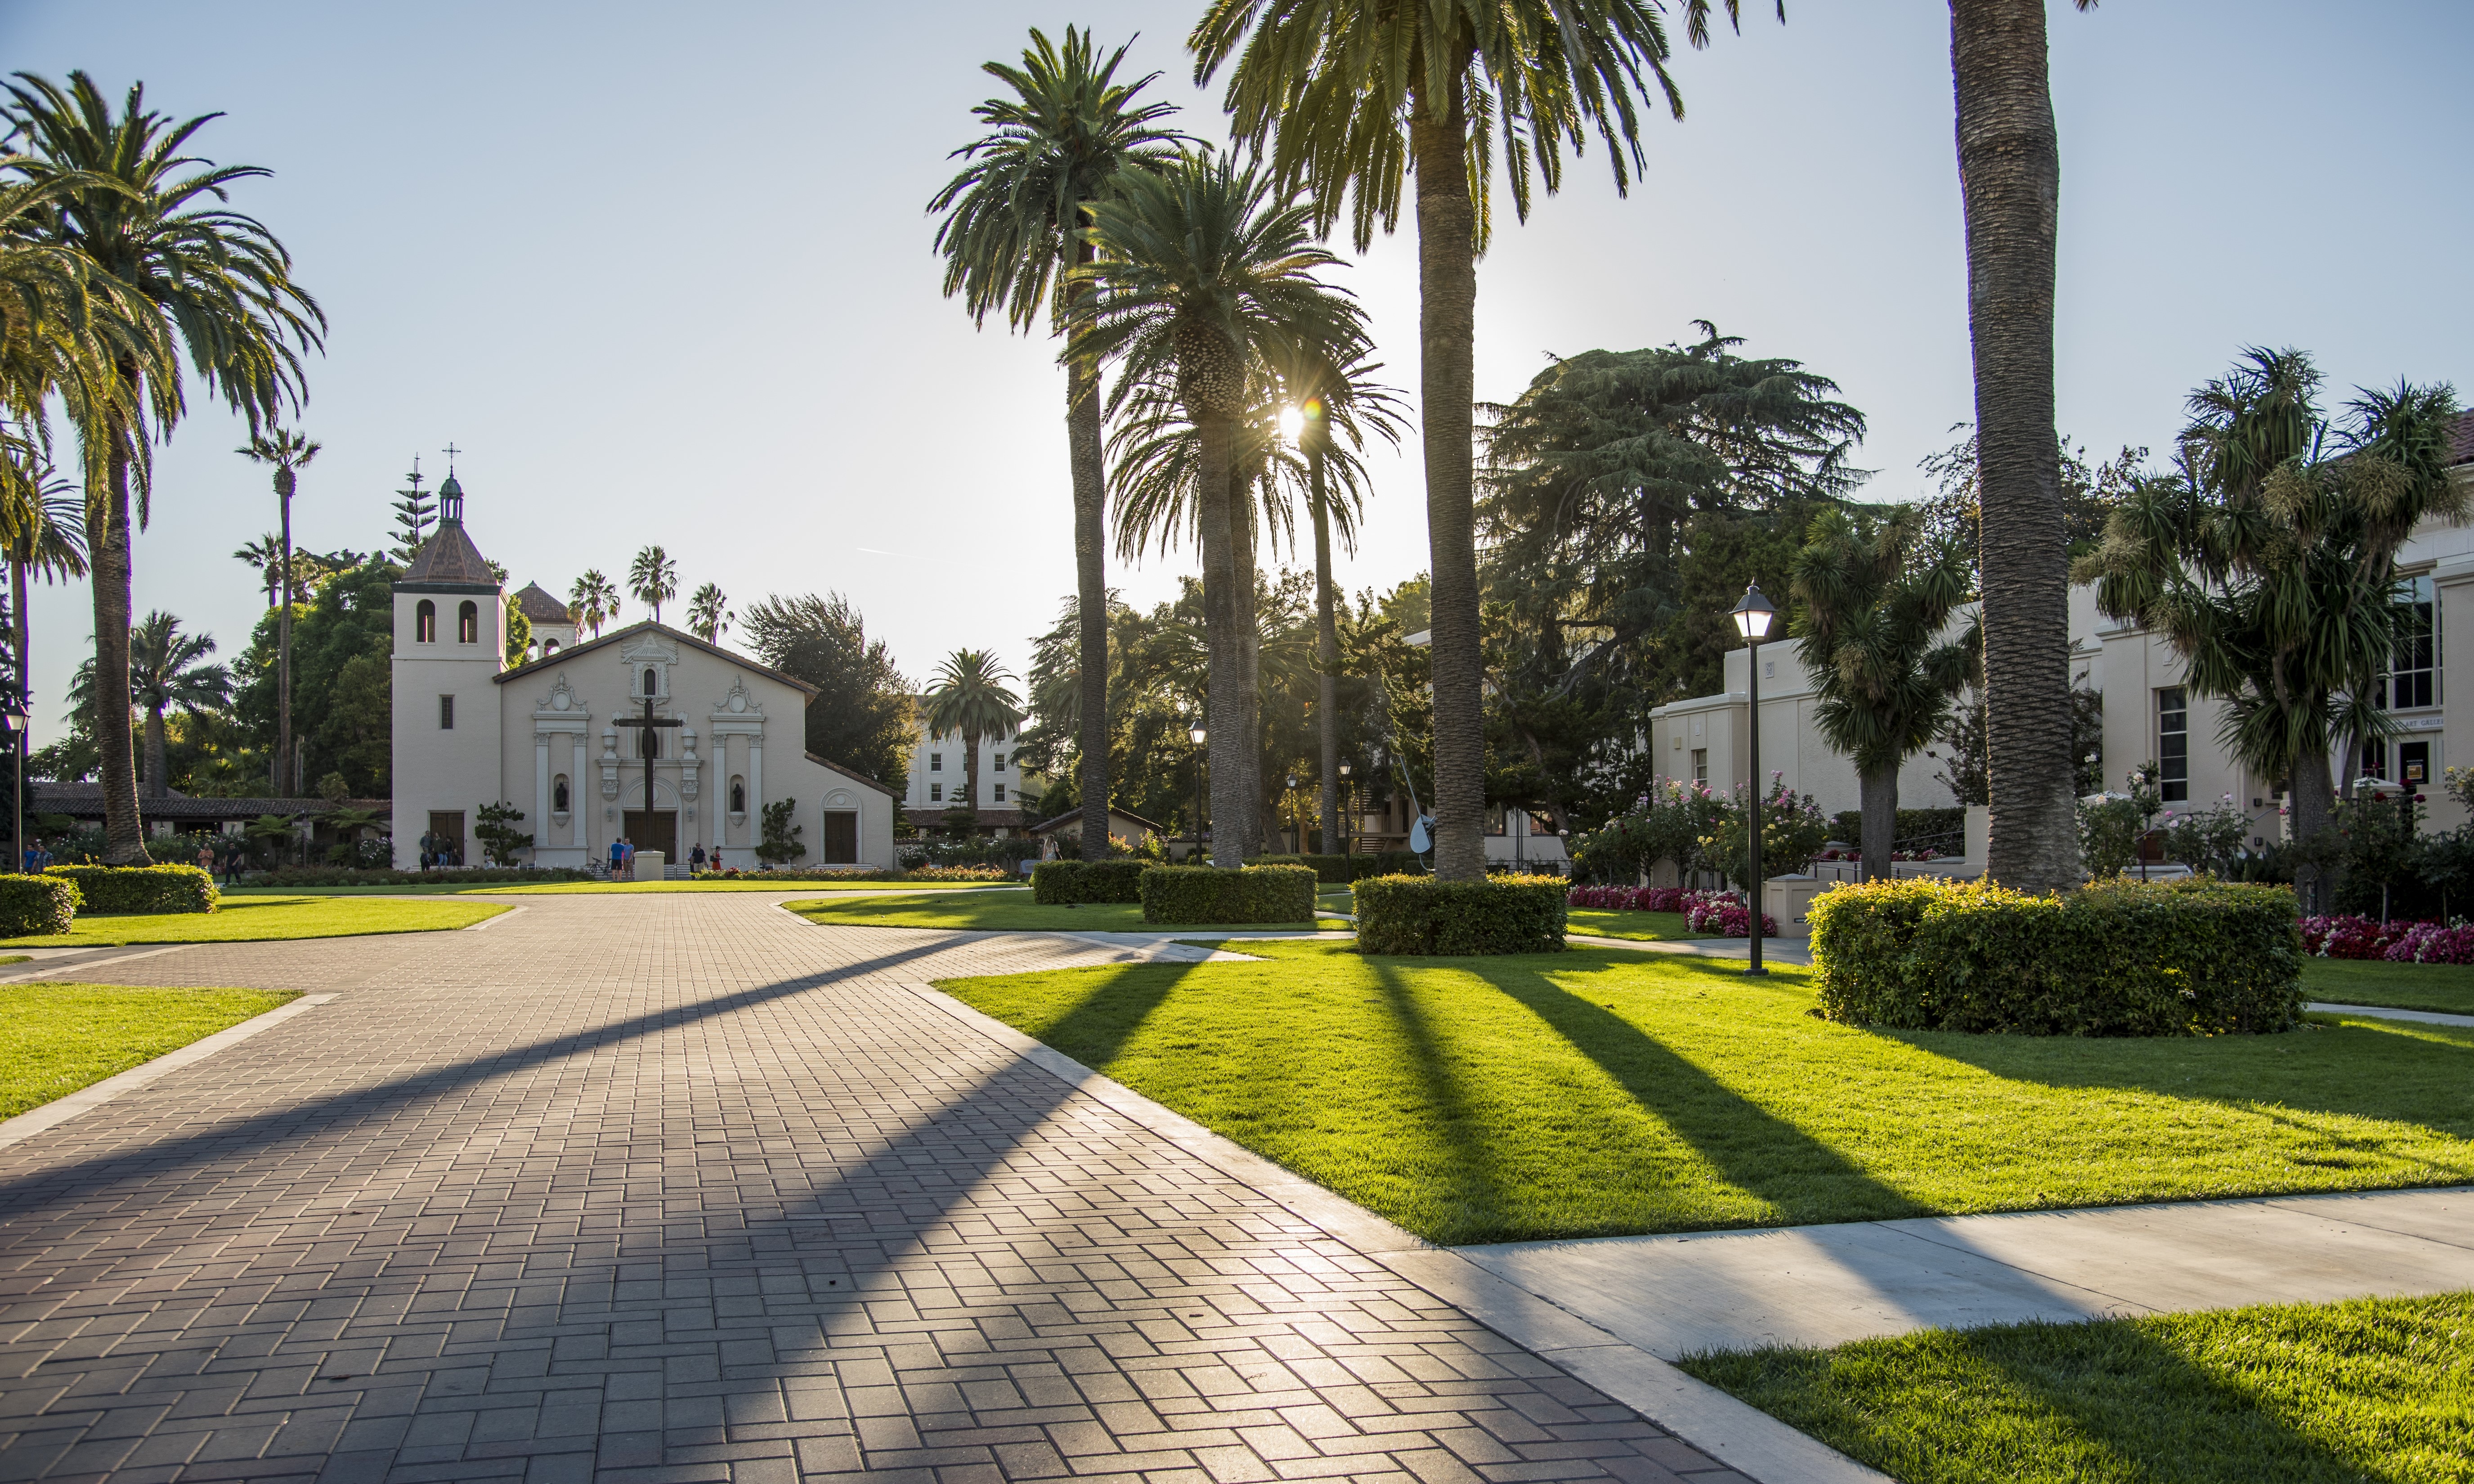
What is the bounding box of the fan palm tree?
[1949,0,2099,890]
[1791,506,1978,881]
[568,569,619,638]
[1070,149,1367,867]
[68,610,228,799]
[1193,0,1757,879]
[0,450,83,865]
[628,545,677,624]
[686,582,731,644]
[931,26,1183,865]
[922,649,1026,821]
[232,532,282,607]
[238,427,317,796]
[6,72,323,863]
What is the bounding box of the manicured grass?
[220,879,1020,896]
[939,940,2474,1244]
[1565,908,1705,942]
[1679,1292,2474,1484]
[0,894,508,946]
[789,891,1322,934]
[2301,957,2474,1017]
[0,983,298,1117]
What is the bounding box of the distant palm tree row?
[935,3,2103,886]
[565,548,733,645]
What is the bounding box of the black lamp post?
[1189,720,1207,863]
[3,688,24,875]
[1338,760,1353,854]
[1731,583,1777,976]
[1286,772,1302,853]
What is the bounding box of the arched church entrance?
[622,782,681,861]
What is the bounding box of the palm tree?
[686,582,731,644]
[0,453,83,865]
[1791,507,1977,881]
[1947,0,2101,890]
[1194,1,1753,879]
[922,649,1026,822]
[231,533,283,607]
[931,27,1183,866]
[238,428,317,797]
[68,610,228,799]
[6,73,323,864]
[1070,150,1367,867]
[569,569,619,637]
[628,545,677,624]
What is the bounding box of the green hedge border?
[0,874,78,935]
[1139,865,1318,924]
[1031,860,1148,904]
[45,864,217,916]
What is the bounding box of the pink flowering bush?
[1566,884,1692,913]
[2382,922,2474,964]
[2298,915,2429,960]
[1682,890,1779,938]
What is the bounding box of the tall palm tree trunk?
[1068,355,1112,859]
[1196,411,1246,868]
[963,726,983,823]
[1232,486,1264,857]
[1859,759,1899,883]
[93,442,145,864]
[11,559,26,870]
[1952,0,2077,892]
[276,479,293,797]
[144,704,168,800]
[1412,78,1487,882]
[1311,453,1340,854]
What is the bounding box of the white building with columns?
[389,477,897,871]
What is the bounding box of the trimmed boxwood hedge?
[1354,874,1568,956]
[45,863,218,916]
[0,873,79,936]
[1807,875,2304,1036]
[1031,859,1147,904]
[1249,852,1428,885]
[254,866,593,887]
[1139,864,1318,924]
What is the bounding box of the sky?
[1,0,2468,747]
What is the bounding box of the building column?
[572,733,589,848]
[535,737,551,858]
[748,735,763,849]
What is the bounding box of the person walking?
[195,839,213,875]
[689,842,707,873]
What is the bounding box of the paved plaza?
[0,894,1753,1484]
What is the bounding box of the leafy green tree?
[6,73,322,863]
[627,545,677,624]
[932,26,1181,864]
[1790,506,1977,880]
[474,801,532,866]
[756,798,806,865]
[1071,150,1365,865]
[568,568,618,637]
[686,582,730,644]
[1195,0,1767,879]
[237,428,317,796]
[231,559,398,797]
[2075,349,2460,912]
[740,592,913,786]
[923,649,1025,819]
[69,610,229,798]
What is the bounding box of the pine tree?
[389,463,435,564]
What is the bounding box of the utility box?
[1763,873,1824,939]
[633,850,667,882]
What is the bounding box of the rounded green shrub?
[1807,875,2303,1036]
[0,873,79,936]
[45,863,219,916]
[1031,859,1147,904]
[1138,864,1317,924]
[1353,874,1568,955]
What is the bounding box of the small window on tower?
[542,638,560,656]
[643,666,659,696]
[457,601,478,644]
[439,695,455,730]
[416,600,436,644]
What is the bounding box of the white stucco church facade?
[388,477,898,872]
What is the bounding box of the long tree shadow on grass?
[1475,955,1923,1231]
[980,957,1204,1075]
[1364,961,1528,1244]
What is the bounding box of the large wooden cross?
[612,693,682,850]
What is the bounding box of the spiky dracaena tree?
[6,72,323,863]
[1194,0,1769,878]
[2073,349,2457,912]
[922,648,1026,821]
[1791,506,1978,881]
[931,27,1183,866]
[1070,150,1368,866]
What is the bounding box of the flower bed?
[1566,884,1777,935]
[1682,891,1779,938]
[2300,915,2429,960]
[2380,921,2474,964]
[1568,884,1692,912]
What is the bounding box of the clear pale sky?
[3,0,2467,747]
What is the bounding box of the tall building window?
[993,783,1005,802]
[1690,747,1708,785]
[2157,686,2188,803]
[457,601,479,644]
[439,694,455,730]
[929,752,942,772]
[415,600,436,643]
[993,753,1006,771]
[2385,574,2437,710]
[930,782,943,802]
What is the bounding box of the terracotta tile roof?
[513,582,572,625]
[399,520,497,588]
[2451,410,2474,469]
[32,783,388,821]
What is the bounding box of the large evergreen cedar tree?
[1069,151,1369,866]
[1193,0,1771,879]
[740,593,914,788]
[1791,507,1977,882]
[2076,350,2464,913]
[922,650,1026,824]
[5,72,322,864]
[930,27,1182,865]
[236,429,315,796]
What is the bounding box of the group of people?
[417,830,464,872]
[601,836,728,877]
[18,842,53,873]
[185,836,250,885]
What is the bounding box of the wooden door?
[622,810,678,858]
[823,810,857,864]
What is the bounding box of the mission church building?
[389,474,897,871]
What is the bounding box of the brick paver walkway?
[0,893,1743,1484]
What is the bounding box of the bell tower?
[390,456,509,867]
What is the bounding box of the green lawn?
[0,983,298,1117]
[2301,957,2474,1017]
[221,878,1021,896]
[789,891,1324,934]
[1679,1292,2474,1484]
[0,894,508,946]
[939,940,2474,1244]
[1565,908,1705,942]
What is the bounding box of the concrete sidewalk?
[1460,1186,2474,1359]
